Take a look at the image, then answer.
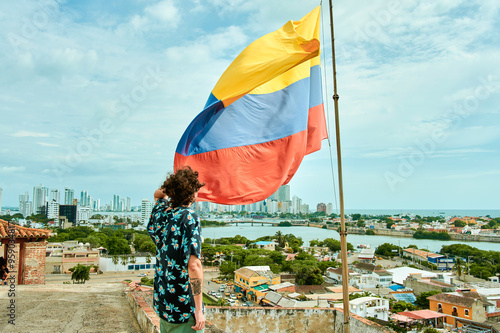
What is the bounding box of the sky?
[0,0,499,210]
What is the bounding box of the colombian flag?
[174,6,327,205]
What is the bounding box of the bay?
[202,224,500,253]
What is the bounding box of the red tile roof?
[398,310,446,320]
[0,219,51,239]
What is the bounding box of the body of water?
[202,224,500,253]
[342,209,500,218]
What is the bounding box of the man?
[148,167,206,332]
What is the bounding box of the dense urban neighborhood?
[2,208,500,332]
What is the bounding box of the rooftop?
[0,219,51,239]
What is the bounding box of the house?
[336,296,389,321]
[391,310,446,330]
[268,281,295,293]
[403,273,455,296]
[234,266,280,302]
[0,219,51,284]
[388,267,453,285]
[358,248,375,263]
[326,267,355,283]
[352,263,393,289]
[253,241,276,251]
[428,290,496,328]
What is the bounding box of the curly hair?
[161,166,205,208]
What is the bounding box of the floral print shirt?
[147,199,202,323]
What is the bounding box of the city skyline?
[1,1,499,209]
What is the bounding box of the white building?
[47,199,60,224]
[77,206,93,223]
[353,263,393,289]
[64,188,74,205]
[326,203,334,216]
[292,195,302,214]
[99,256,155,272]
[141,199,155,224]
[50,189,60,203]
[33,184,48,214]
[19,192,32,217]
[346,297,389,321]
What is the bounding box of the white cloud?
[12,131,50,137]
[145,0,180,24]
[0,0,499,209]
[37,142,59,147]
[0,166,26,173]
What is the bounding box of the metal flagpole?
[328,1,350,332]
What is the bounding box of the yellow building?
[234,266,281,302]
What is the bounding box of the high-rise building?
[292,195,302,214]
[301,203,310,214]
[59,205,77,226]
[277,185,291,202]
[0,187,2,215]
[113,194,120,212]
[80,190,91,207]
[125,197,131,212]
[326,203,334,216]
[33,184,48,214]
[93,199,100,211]
[19,192,32,217]
[317,203,326,213]
[50,189,60,204]
[64,188,74,205]
[141,199,155,224]
[77,206,92,223]
[46,199,60,224]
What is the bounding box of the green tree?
[120,256,129,271]
[453,219,467,227]
[112,255,119,273]
[415,290,441,308]
[391,300,415,312]
[454,258,465,281]
[146,253,152,264]
[275,231,285,247]
[219,261,236,280]
[296,266,324,285]
[375,243,401,257]
[423,328,439,333]
[107,236,131,255]
[69,264,91,284]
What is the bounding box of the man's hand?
[192,310,205,331]
[154,188,167,202]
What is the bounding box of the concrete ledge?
[206,306,393,333]
[126,291,160,333]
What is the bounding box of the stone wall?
[22,241,47,284]
[206,306,393,333]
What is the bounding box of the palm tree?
[454,258,465,281]
[69,264,91,284]
[275,231,285,248]
[112,255,119,273]
[120,256,129,272]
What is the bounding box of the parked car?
[230,294,237,300]
[138,273,147,277]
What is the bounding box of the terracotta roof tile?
[427,292,492,308]
[0,219,51,239]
